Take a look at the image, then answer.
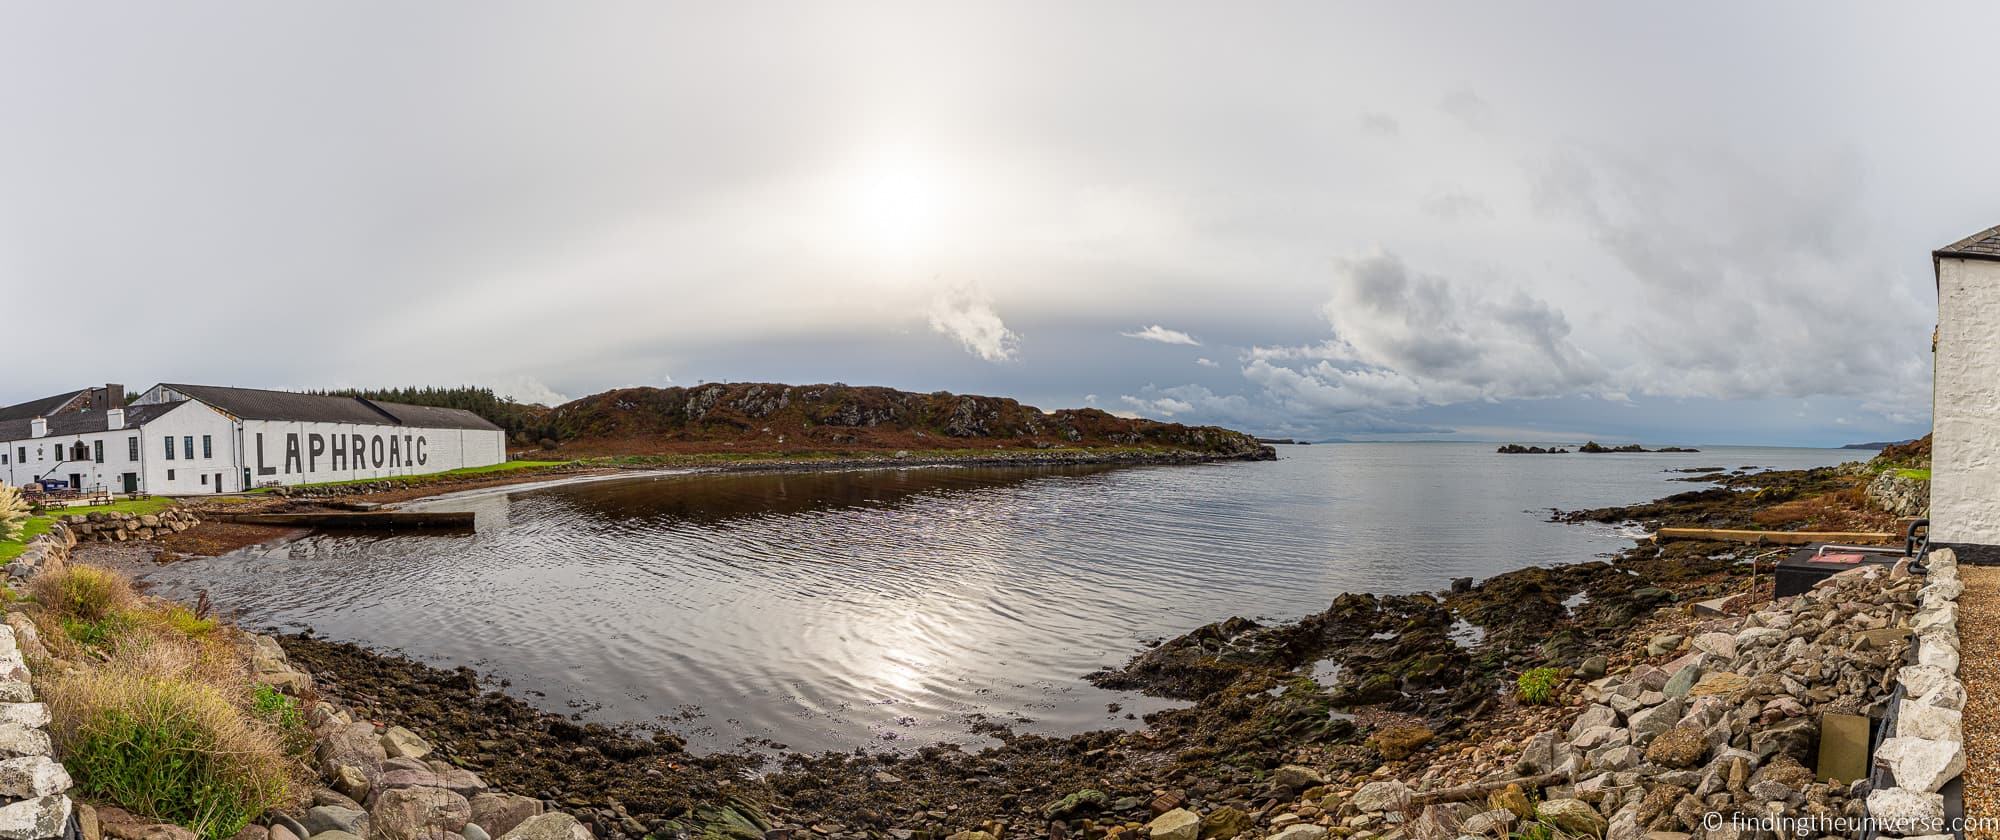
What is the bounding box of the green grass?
[0,498,178,564]
[1897,468,1932,481]
[54,676,295,840]
[1515,667,1564,705]
[248,459,569,493]
[248,684,302,730]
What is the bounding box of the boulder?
[0,796,70,840]
[1876,737,1966,793]
[0,724,47,760]
[1569,705,1618,739]
[1644,723,1709,769]
[1627,698,1683,746]
[468,794,543,839]
[1351,780,1413,813]
[494,814,592,840]
[1460,810,1515,837]
[381,726,434,760]
[1267,827,1327,840]
[1535,799,1606,837]
[1897,702,1963,742]
[1691,632,1736,659]
[1147,809,1199,840]
[371,787,472,840]
[1271,765,1325,792]
[1867,788,1945,836]
[1199,806,1251,840]
[303,808,370,839]
[1686,673,1749,698]
[0,757,68,799]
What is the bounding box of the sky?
[0,2,1988,446]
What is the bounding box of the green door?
[122,473,138,494]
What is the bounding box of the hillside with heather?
[526,382,1273,459]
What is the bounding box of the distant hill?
[1842,439,1919,450]
[334,382,1274,460]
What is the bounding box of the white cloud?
[490,376,570,406]
[1121,325,1201,346]
[1195,357,1219,368]
[927,283,1020,362]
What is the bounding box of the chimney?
[29,417,46,438]
[106,408,125,430]
[105,383,124,408]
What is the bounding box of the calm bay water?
[133,443,1857,753]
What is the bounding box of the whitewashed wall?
[0,402,235,494]
[1933,256,2000,547]
[238,420,504,487]
[139,402,240,494]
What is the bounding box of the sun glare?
[850,155,946,259]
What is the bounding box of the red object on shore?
[1818,553,1865,564]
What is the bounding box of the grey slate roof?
[0,403,179,442]
[1937,225,2000,262]
[159,384,502,431]
[0,390,85,423]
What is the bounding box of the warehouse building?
[0,383,505,495]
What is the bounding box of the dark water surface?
[134,443,1857,753]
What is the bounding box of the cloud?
[1419,187,1495,221]
[1195,357,1219,368]
[1530,142,1932,411]
[1359,112,1400,136]
[489,376,570,407]
[927,283,1020,362]
[1438,88,1494,130]
[1316,250,1609,402]
[1121,325,1201,346]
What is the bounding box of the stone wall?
[1867,470,1931,519]
[1864,547,1966,836]
[48,509,198,543]
[0,528,80,840]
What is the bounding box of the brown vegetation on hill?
[520,383,1274,460]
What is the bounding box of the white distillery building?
[1933,225,2000,561]
[0,383,506,495]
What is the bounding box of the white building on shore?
[1933,225,2000,561]
[0,383,506,495]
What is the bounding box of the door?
[121,473,137,494]
[68,473,80,491]
[214,473,223,493]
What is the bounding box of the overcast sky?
[1,2,1986,445]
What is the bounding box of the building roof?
[0,402,180,442]
[0,390,85,423]
[158,384,502,431]
[1937,225,2000,263]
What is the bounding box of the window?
[92,440,103,463]
[128,436,139,461]
[183,436,193,460]
[163,437,175,460]
[200,474,208,485]
[166,469,175,481]
[15,447,23,463]
[202,435,212,459]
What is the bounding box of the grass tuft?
[30,563,137,623]
[44,667,301,839]
[1515,667,1564,705]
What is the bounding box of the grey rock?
[304,807,370,838]
[0,757,67,799]
[494,814,593,840]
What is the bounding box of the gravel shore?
[1960,564,2000,840]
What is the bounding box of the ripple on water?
[132,443,1859,754]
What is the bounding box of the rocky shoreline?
[46,447,1932,840]
[249,491,1828,840]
